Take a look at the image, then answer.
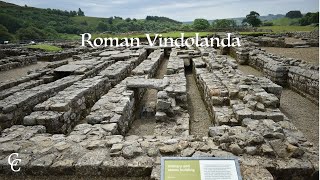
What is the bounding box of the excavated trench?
[127,56,169,135]
[185,61,212,137]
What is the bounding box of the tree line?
[0,0,318,42]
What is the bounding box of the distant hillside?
[0,1,182,41]
[183,14,285,25]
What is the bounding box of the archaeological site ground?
[0,30,318,180]
[0,1,319,179]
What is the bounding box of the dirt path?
[262,47,319,65]
[127,57,169,136]
[238,64,319,147]
[186,72,212,137]
[0,62,49,82]
[280,89,319,147]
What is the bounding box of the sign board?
[161,157,242,180]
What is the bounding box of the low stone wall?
[36,51,78,62]
[132,49,164,78]
[23,76,111,134]
[0,75,83,130]
[0,55,37,72]
[288,66,319,102]
[231,40,319,102]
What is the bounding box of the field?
[26,44,62,52]
[258,25,317,32]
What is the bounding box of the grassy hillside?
[0,1,183,41]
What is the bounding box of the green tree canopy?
[286,11,303,18]
[77,8,85,16]
[0,25,14,42]
[193,18,210,30]
[242,11,262,27]
[16,26,46,40]
[299,12,319,26]
[212,19,236,28]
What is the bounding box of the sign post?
[161,157,242,180]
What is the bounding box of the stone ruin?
[0,38,318,179]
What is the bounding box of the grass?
[258,25,317,32]
[26,44,62,52]
[71,16,107,28]
[92,31,213,39]
[269,17,301,26]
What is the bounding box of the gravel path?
[0,62,49,82]
[262,47,319,65]
[239,64,319,147]
[186,72,212,137]
[280,89,319,148]
[238,65,263,77]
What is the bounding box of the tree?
[286,11,303,18]
[242,11,262,27]
[299,12,319,26]
[77,8,85,16]
[212,19,236,28]
[0,13,22,33]
[0,25,14,42]
[96,22,109,32]
[193,18,210,30]
[16,26,46,40]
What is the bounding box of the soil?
[0,62,49,82]
[186,72,212,137]
[262,47,319,65]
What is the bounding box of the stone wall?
[0,55,37,72]
[23,77,111,134]
[231,40,319,103]
[288,66,319,102]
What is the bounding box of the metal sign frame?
[161,157,242,180]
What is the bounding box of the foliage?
[193,19,210,30]
[212,19,236,28]
[0,13,22,33]
[16,26,46,40]
[77,8,85,16]
[285,11,303,18]
[299,12,319,26]
[0,25,14,42]
[242,11,262,27]
[26,44,62,52]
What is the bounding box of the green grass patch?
[92,31,213,39]
[239,32,272,36]
[26,44,62,52]
[71,16,107,28]
[258,26,316,32]
[269,17,301,26]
